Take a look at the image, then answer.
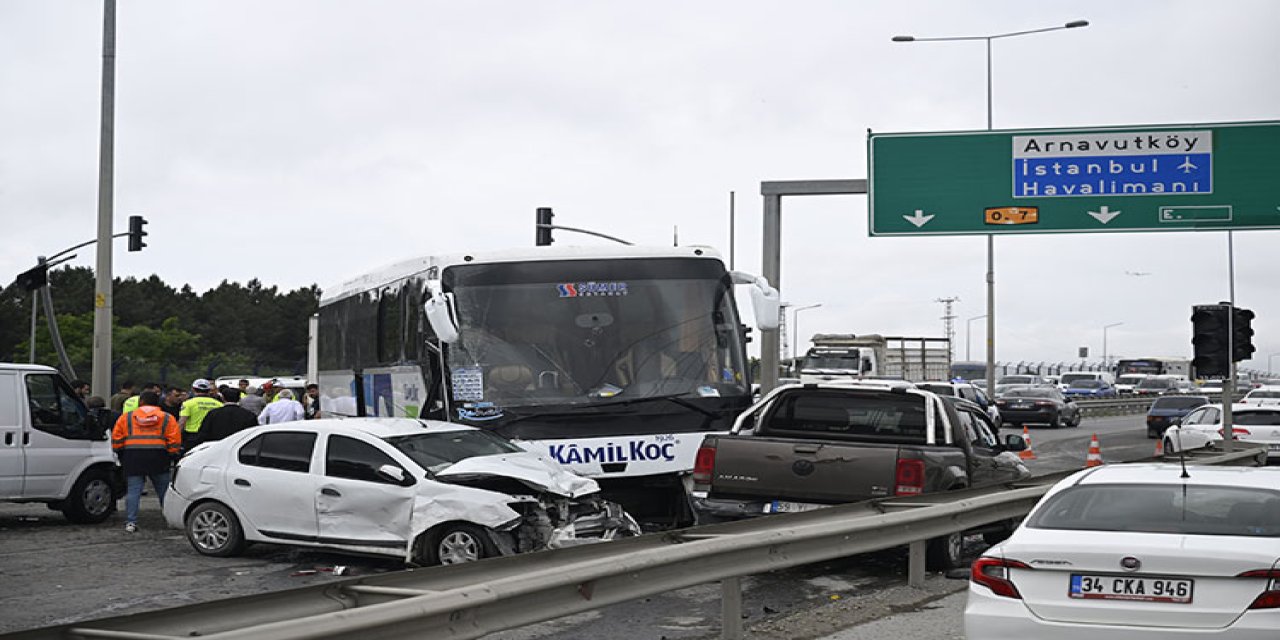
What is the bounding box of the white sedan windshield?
[386,430,523,474]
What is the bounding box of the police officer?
[178,378,223,451]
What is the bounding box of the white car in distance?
[1241,387,1280,407]
[163,418,639,565]
[1161,404,1280,462]
[965,464,1280,639]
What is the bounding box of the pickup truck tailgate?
[708,436,901,503]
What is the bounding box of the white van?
[1058,371,1115,390]
[0,363,122,522]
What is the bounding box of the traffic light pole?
[1223,232,1236,453]
[91,0,117,398]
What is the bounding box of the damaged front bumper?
[503,495,640,554]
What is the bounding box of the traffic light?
[1233,306,1256,362]
[14,264,48,291]
[1190,304,1230,378]
[128,215,148,252]
[535,207,554,246]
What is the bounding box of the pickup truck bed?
[693,383,1029,520]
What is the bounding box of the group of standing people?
[98,377,323,533]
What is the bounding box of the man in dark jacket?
[197,388,259,444]
[111,391,181,533]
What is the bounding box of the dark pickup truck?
[692,382,1031,568]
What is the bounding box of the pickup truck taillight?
[692,445,716,486]
[894,458,925,496]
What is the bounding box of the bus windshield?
[442,258,748,412]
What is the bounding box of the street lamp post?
[892,19,1089,400]
[1102,322,1124,370]
[966,314,987,361]
[791,304,822,377]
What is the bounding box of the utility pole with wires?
[936,297,959,360]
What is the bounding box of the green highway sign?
[867,121,1280,236]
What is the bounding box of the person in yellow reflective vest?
[179,378,223,451]
[112,391,181,532]
[121,382,163,414]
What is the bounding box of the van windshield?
[1060,373,1098,385]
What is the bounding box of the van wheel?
[926,531,965,571]
[186,502,247,557]
[61,467,116,524]
[424,524,497,565]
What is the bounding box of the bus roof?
[320,244,727,305]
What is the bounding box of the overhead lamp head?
[891,35,915,42]
[1065,20,1089,28]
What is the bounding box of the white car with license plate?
[1160,404,1280,461]
[965,464,1280,639]
[163,418,639,565]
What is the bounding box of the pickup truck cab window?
[766,390,927,444]
[970,411,1000,449]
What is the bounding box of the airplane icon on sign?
[1178,156,1197,173]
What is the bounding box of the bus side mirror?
[731,271,780,331]
[425,292,460,344]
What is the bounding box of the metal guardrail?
[1072,392,1244,419]
[4,446,1266,640]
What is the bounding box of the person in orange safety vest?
[112,390,181,533]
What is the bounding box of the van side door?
[0,371,23,497]
[21,371,96,499]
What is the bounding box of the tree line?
[0,267,319,391]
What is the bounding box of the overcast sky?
[3,1,1279,371]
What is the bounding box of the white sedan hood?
[436,451,600,498]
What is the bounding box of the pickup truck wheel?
[61,467,116,524]
[926,531,964,571]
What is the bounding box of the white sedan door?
[226,430,321,542]
[315,434,415,552]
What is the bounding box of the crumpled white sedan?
[163,418,639,564]
[965,464,1280,639]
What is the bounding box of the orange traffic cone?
[1018,425,1037,460]
[1084,433,1104,468]
[1154,437,1164,458]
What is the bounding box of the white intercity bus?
[312,244,778,527]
